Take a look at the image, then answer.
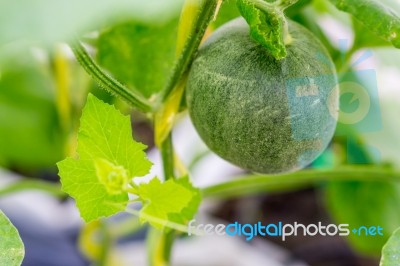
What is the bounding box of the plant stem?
[70,41,152,113]
[251,0,299,10]
[156,0,219,106]
[147,228,176,266]
[148,1,220,264]
[147,133,177,266]
[202,166,400,199]
[161,134,175,181]
[98,221,112,266]
[108,216,142,239]
[52,45,71,142]
[0,179,65,198]
[277,0,299,9]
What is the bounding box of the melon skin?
[186,18,338,174]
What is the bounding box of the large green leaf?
[353,19,390,48]
[328,121,400,254]
[352,0,400,48]
[381,227,400,266]
[97,15,180,98]
[325,145,400,254]
[57,94,201,228]
[0,50,65,169]
[326,181,400,254]
[0,211,24,266]
[329,0,400,49]
[57,94,152,222]
[0,0,183,46]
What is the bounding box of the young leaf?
[0,211,24,266]
[236,0,298,60]
[329,0,400,49]
[381,227,400,266]
[237,0,288,59]
[57,94,152,222]
[167,176,202,225]
[137,176,201,229]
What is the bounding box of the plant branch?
[70,41,152,113]
[202,166,400,199]
[161,134,176,181]
[98,221,112,266]
[251,0,299,10]
[147,133,177,266]
[0,179,65,198]
[147,2,220,265]
[156,0,219,106]
[147,228,176,266]
[277,0,299,9]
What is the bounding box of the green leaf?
[325,181,400,254]
[137,176,201,229]
[353,18,390,48]
[352,0,400,48]
[0,211,24,266]
[168,177,202,225]
[381,227,400,266]
[329,0,400,49]
[97,15,180,98]
[237,0,288,59]
[0,0,183,46]
[57,94,152,222]
[327,130,400,254]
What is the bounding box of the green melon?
[186,18,338,174]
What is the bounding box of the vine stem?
[161,134,175,180]
[0,180,65,198]
[70,41,152,113]
[148,1,220,265]
[155,0,219,107]
[202,166,400,199]
[147,133,176,266]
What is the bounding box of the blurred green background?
[1,0,400,265]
